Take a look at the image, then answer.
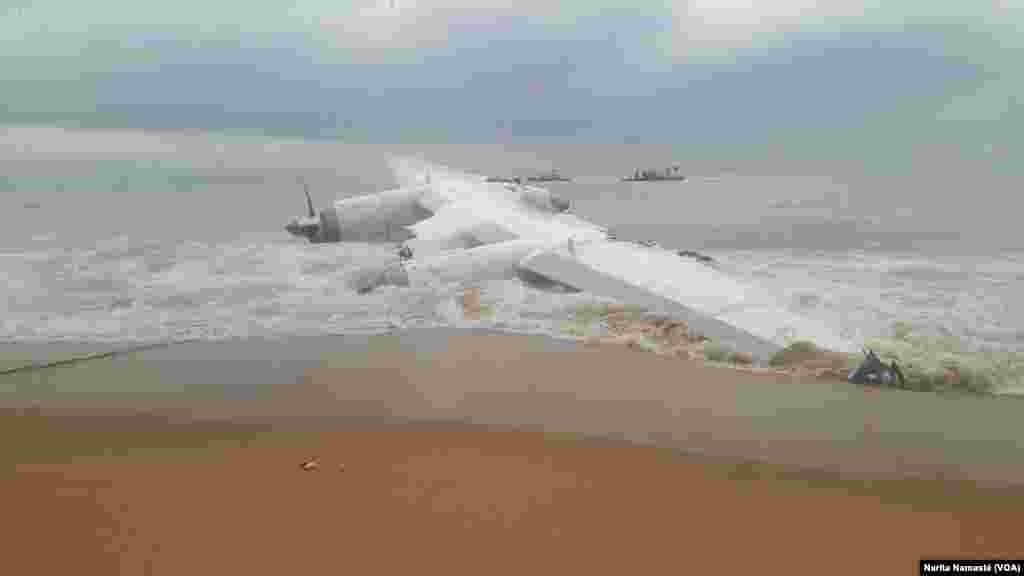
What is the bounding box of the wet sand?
[3,331,1024,574]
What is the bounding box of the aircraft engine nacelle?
[346,262,411,294]
[513,184,571,213]
[288,185,433,244]
[318,187,433,243]
[349,240,580,294]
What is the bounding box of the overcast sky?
[1,1,1019,173]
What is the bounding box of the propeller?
[302,178,315,219]
[285,177,323,241]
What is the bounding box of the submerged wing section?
[520,240,856,361]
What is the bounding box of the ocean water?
[2,126,1023,387]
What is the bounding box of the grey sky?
[1,1,1019,172]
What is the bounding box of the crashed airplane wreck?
[284,156,894,382]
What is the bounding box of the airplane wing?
[378,156,857,360]
[519,240,857,360]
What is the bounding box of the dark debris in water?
[109,297,136,310]
[676,250,715,264]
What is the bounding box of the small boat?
[622,166,686,182]
[526,169,572,183]
[487,169,572,184]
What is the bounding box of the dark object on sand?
[23,201,41,209]
[397,244,413,260]
[677,250,715,264]
[848,349,905,387]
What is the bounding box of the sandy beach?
[3,330,1024,575]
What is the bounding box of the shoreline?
[4,328,1023,485]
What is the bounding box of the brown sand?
[3,332,1023,575]
[4,423,1023,576]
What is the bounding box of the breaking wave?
[4,233,1024,394]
